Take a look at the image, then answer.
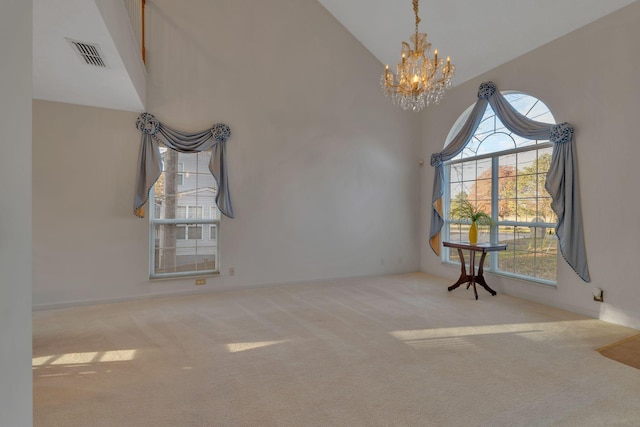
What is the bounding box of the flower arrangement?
[450,199,493,244]
[450,199,493,226]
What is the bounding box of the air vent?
[66,38,108,68]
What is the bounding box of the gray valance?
[429,81,590,282]
[133,113,234,219]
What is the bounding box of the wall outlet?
[195,278,206,286]
[229,267,235,276]
[593,287,604,302]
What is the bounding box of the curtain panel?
[133,113,234,219]
[429,81,590,282]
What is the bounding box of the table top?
[442,241,507,252]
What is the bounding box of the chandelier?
[381,0,455,112]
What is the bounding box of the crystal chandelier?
[381,0,455,112]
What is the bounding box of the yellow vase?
[469,221,478,244]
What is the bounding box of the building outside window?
[209,206,219,240]
[177,162,184,185]
[175,206,203,240]
[150,149,219,278]
[443,92,558,284]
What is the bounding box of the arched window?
[443,92,558,283]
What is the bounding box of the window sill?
[149,271,220,281]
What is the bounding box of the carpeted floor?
[33,273,640,426]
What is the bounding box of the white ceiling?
[33,0,637,111]
[33,0,145,112]
[317,0,638,85]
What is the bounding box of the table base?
[447,248,497,300]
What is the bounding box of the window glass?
[444,93,558,283]
[150,149,219,278]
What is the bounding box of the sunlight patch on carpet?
[226,340,289,353]
[390,320,606,348]
[391,323,543,342]
[403,336,479,351]
[32,349,138,367]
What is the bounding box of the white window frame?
[149,151,220,279]
[442,92,558,286]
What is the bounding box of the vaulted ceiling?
[33,0,638,112]
[33,0,146,112]
[317,0,638,85]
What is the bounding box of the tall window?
[149,148,219,278]
[444,93,558,284]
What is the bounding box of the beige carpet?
[33,273,640,426]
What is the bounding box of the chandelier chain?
[413,0,421,37]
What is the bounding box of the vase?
[469,221,478,245]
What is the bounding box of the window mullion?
[490,156,499,271]
[442,164,451,263]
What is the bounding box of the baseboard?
[32,270,422,312]
[32,288,207,311]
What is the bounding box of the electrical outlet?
[229,267,235,276]
[593,287,604,302]
[195,278,206,286]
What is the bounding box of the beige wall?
[32,0,421,307]
[32,0,640,330]
[32,101,150,306]
[0,0,33,424]
[420,2,640,328]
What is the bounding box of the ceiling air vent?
[66,38,108,68]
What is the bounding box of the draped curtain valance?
[429,81,590,282]
[133,113,234,219]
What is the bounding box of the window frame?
[149,150,220,280]
[149,215,220,279]
[442,92,558,286]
